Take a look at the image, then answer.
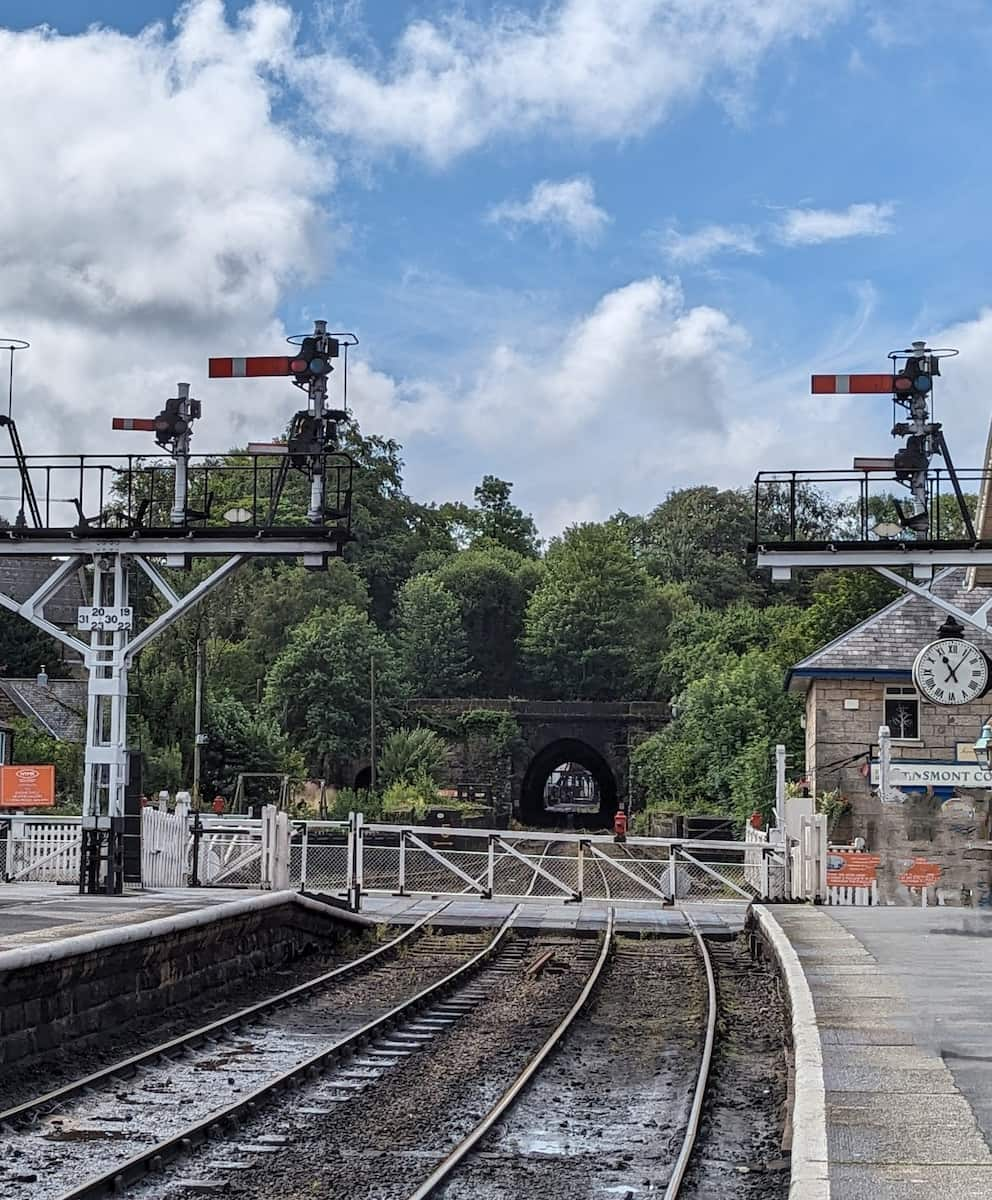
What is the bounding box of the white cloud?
[293,0,853,165]
[662,223,761,264]
[487,177,609,243]
[775,202,895,245]
[0,0,328,478]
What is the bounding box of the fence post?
[486,834,494,899]
[576,840,584,901]
[399,829,407,896]
[775,743,786,833]
[300,822,309,891]
[760,847,769,899]
[668,844,677,899]
[348,811,363,912]
[272,811,290,890]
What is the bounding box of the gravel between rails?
[678,935,790,1200]
[0,930,493,1200]
[431,934,708,1199]
[131,931,603,1200]
[0,927,379,1114]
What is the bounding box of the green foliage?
[433,542,542,694]
[393,574,477,695]
[457,708,520,752]
[523,523,670,700]
[0,612,66,677]
[265,605,405,774]
[381,771,440,818]
[9,718,84,810]
[775,570,900,663]
[201,692,301,798]
[633,650,804,822]
[378,727,450,788]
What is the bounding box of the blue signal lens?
[914,374,932,393]
[309,357,329,375]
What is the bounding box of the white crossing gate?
[4,817,81,882]
[141,802,190,887]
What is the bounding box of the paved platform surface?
[0,883,748,952]
[769,905,992,1199]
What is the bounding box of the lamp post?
[974,719,992,772]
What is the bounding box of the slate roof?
[0,679,86,740]
[0,558,86,625]
[787,569,992,691]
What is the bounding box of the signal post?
[0,321,356,893]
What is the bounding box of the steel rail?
[403,905,616,1200]
[0,904,448,1129]
[54,906,521,1200]
[663,912,718,1199]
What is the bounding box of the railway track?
[0,909,517,1200]
[404,914,718,1200]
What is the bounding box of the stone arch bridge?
[403,699,671,826]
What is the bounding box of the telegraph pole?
[370,653,377,792]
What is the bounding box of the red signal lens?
[894,375,913,392]
[290,357,307,373]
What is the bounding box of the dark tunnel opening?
[519,738,617,828]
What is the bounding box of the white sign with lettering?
[870,761,992,788]
[77,606,133,632]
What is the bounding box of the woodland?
[0,422,931,827]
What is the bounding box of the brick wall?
[806,677,992,904]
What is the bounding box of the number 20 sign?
[77,606,134,631]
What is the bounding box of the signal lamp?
[894,375,913,392]
[913,373,932,393]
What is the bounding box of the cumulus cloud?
[662,223,761,264]
[0,0,325,479]
[293,0,852,165]
[487,177,609,244]
[775,202,895,244]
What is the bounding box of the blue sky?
[2,0,992,534]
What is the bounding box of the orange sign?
[0,765,56,808]
[827,851,881,889]
[899,858,942,888]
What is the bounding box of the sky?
[1,0,992,536]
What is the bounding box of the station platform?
[0,883,749,954]
[758,904,992,1199]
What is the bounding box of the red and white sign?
[811,373,896,394]
[899,858,942,888]
[0,764,56,808]
[827,851,881,889]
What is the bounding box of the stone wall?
[0,892,371,1070]
[806,677,992,904]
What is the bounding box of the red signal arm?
[208,356,296,379]
[112,418,157,431]
[811,374,895,394]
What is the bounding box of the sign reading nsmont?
[827,851,882,889]
[0,765,56,808]
[870,761,992,788]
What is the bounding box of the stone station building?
[788,568,992,904]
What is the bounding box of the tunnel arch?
[353,766,372,791]
[519,738,617,828]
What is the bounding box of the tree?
[633,649,804,821]
[393,574,477,696]
[434,543,542,695]
[378,727,450,788]
[634,486,758,608]
[522,523,670,700]
[469,476,540,557]
[775,569,900,663]
[201,693,301,799]
[265,605,405,775]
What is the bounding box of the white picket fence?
[141,802,190,888]
[3,817,81,883]
[745,813,829,902]
[141,804,292,889]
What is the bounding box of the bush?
[378,728,450,788]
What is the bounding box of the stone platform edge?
[752,904,830,1200]
[0,889,372,974]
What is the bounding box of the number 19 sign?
[77,606,133,632]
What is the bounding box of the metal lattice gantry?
[0,320,357,892]
[751,340,992,634]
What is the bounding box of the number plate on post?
[77,606,134,631]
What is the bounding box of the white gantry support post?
[878,724,892,805]
[774,743,786,833]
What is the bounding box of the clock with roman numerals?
[912,637,990,705]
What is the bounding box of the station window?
[884,686,920,741]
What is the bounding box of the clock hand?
[941,654,961,683]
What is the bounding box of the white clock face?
[913,638,989,705]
